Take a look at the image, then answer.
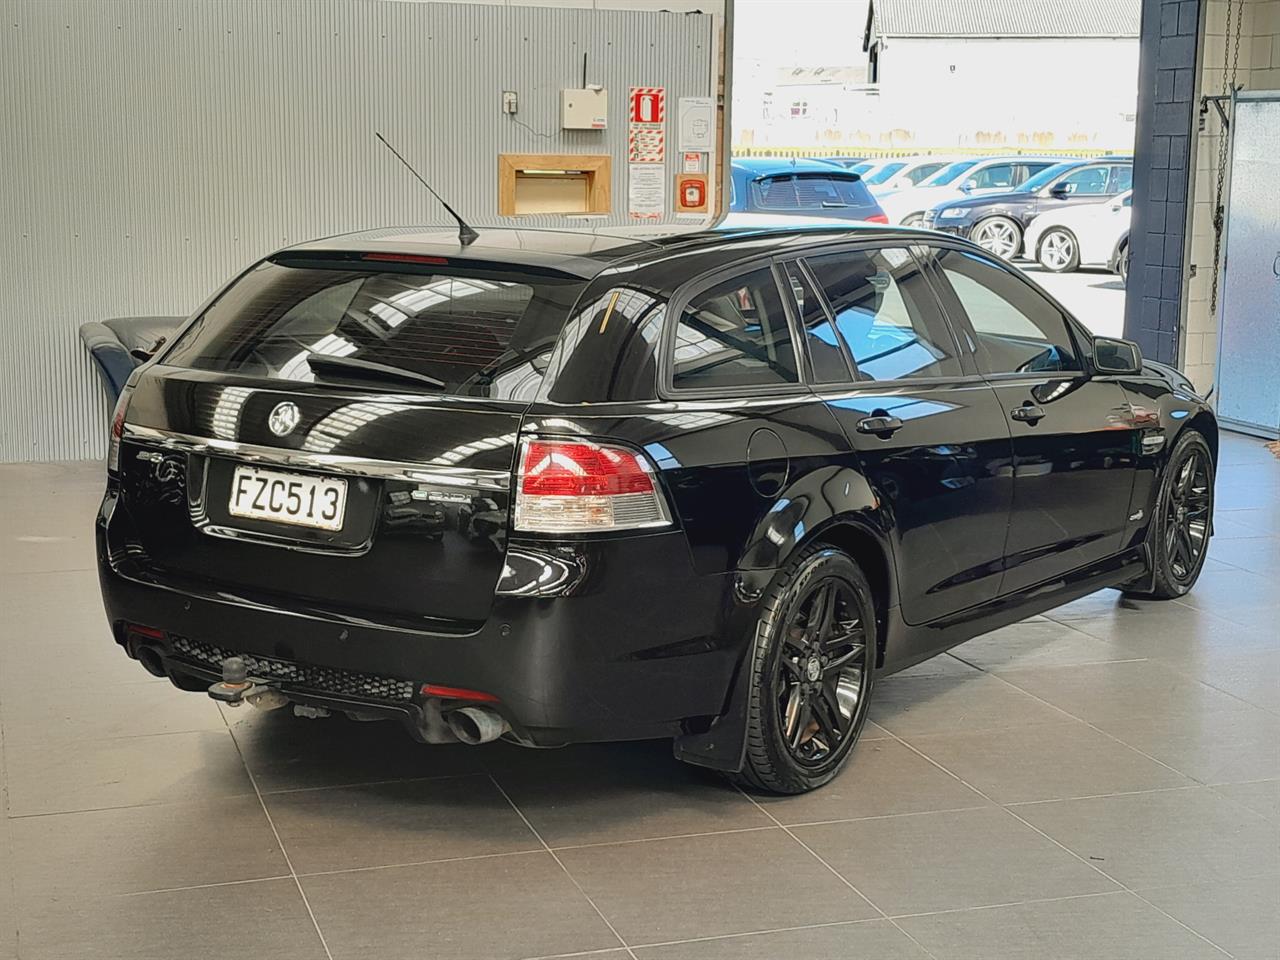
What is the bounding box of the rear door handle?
[1010,404,1046,423]
[855,415,904,436]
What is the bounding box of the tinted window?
[1018,162,1080,193]
[865,162,907,185]
[750,174,875,212]
[671,268,798,390]
[1014,161,1055,184]
[783,263,850,383]
[906,162,945,184]
[967,163,1015,190]
[933,249,1081,375]
[1054,165,1110,196]
[1110,165,1133,192]
[162,260,585,400]
[806,248,962,382]
[927,159,979,186]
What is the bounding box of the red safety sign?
[629,87,665,125]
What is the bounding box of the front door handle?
[1010,403,1046,424]
[855,415,904,437]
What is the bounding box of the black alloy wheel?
[736,546,875,794]
[1127,430,1214,599]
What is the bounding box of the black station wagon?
[98,224,1217,794]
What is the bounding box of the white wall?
[877,37,1138,148]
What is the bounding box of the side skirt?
[881,545,1149,676]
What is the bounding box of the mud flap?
[671,647,753,773]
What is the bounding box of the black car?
[924,159,1134,260]
[98,224,1216,794]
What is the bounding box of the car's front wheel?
[971,216,1023,260]
[901,212,925,227]
[1125,430,1214,600]
[735,545,876,795]
[1038,228,1080,272]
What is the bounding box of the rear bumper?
[97,490,763,748]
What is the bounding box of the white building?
[862,0,1139,149]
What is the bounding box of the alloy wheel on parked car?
[970,216,1022,259]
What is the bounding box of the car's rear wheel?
[1125,430,1214,600]
[1038,228,1080,272]
[1117,240,1130,285]
[971,216,1022,259]
[735,545,875,795]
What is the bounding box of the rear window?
[162,258,587,400]
[749,174,875,212]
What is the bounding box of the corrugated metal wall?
[0,0,714,462]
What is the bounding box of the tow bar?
[207,656,289,711]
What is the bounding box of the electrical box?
[560,88,607,130]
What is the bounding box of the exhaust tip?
[135,644,166,678]
[446,706,509,745]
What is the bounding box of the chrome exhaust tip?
[446,706,509,745]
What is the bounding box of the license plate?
[228,466,347,531]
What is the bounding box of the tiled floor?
[1,432,1277,960]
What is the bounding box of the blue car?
[730,158,887,223]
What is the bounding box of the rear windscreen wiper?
[305,353,446,390]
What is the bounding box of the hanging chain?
[1210,0,1245,313]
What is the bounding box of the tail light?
[866,212,890,224]
[106,386,134,474]
[513,438,671,534]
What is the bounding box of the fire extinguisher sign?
[629,87,665,124]
[628,87,666,164]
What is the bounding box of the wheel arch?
[804,518,895,666]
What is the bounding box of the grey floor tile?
[1208,534,1280,576]
[994,658,1245,725]
[907,720,1194,804]
[791,807,1116,916]
[869,672,1069,737]
[633,919,932,959]
[1137,875,1280,960]
[225,707,485,793]
[3,729,253,817]
[1213,779,1280,823]
[9,795,289,901]
[14,880,327,960]
[1094,701,1280,784]
[301,851,621,960]
[1195,650,1280,712]
[556,828,877,945]
[1049,600,1276,662]
[756,737,989,824]
[265,775,540,874]
[885,652,980,679]
[949,617,1130,671]
[1175,568,1280,621]
[1041,589,1158,621]
[897,892,1227,960]
[0,818,14,960]
[1,676,227,748]
[1011,786,1280,889]
[494,752,772,848]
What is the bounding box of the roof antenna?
[375,131,478,246]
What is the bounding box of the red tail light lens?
[514,438,671,533]
[866,213,890,224]
[107,386,133,474]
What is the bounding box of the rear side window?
[750,174,875,213]
[162,259,586,400]
[670,268,798,390]
[805,248,963,382]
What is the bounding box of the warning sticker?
[629,126,665,164]
[628,164,664,220]
[628,86,666,164]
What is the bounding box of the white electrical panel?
[560,88,607,130]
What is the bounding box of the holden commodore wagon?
[98,224,1216,794]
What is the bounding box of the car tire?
[1124,430,1214,600]
[901,212,925,227]
[1037,228,1081,273]
[733,544,876,795]
[1117,240,1130,286]
[970,216,1023,260]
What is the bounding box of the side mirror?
[1093,336,1142,375]
[960,179,977,193]
[1049,183,1071,199]
[1109,198,1125,212]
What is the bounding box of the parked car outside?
[730,158,887,222]
[861,155,956,194]
[877,156,1063,226]
[924,158,1133,260]
[813,156,866,169]
[99,222,1216,794]
[1024,190,1133,275]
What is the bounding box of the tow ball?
[207,656,289,711]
